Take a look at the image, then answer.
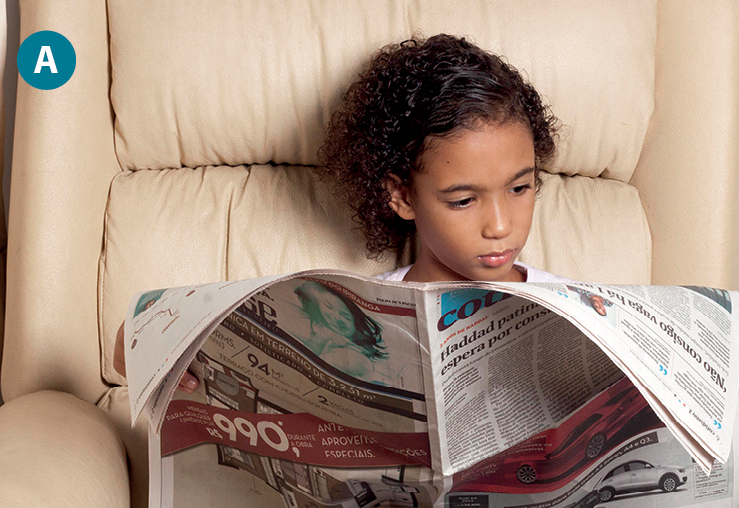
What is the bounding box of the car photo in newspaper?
[447,376,736,507]
[448,424,733,508]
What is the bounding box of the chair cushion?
[108,0,656,183]
[99,167,650,385]
[519,173,651,284]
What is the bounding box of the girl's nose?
[481,199,513,239]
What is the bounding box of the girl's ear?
[384,175,416,221]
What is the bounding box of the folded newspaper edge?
[124,270,738,486]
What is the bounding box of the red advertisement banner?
[161,400,431,468]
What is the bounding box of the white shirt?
[374,261,571,283]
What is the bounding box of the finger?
[177,372,200,393]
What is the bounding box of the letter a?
[34,46,58,74]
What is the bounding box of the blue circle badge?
[17,31,76,90]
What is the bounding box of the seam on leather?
[96,385,114,410]
[226,166,252,280]
[98,172,124,387]
[224,175,234,281]
[105,0,126,174]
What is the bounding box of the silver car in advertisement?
[595,459,688,502]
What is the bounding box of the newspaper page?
[125,275,286,425]
[418,282,738,476]
[526,283,738,470]
[137,273,443,508]
[123,271,739,507]
[416,286,624,477]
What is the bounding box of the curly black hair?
[317,34,559,257]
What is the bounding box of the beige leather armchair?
[1,1,737,506]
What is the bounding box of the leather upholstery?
[109,0,655,183]
[631,0,739,288]
[99,165,396,386]
[3,0,118,403]
[2,1,737,506]
[0,391,129,507]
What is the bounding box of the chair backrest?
[3,0,737,405]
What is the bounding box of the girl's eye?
[448,198,473,209]
[511,184,532,195]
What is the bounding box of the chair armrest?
[632,0,739,288]
[0,391,129,507]
[3,0,121,401]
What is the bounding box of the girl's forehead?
[415,122,535,187]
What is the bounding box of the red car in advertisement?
[452,377,663,494]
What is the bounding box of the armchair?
[1,1,737,506]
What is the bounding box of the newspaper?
[123,270,739,507]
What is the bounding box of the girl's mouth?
[478,249,515,268]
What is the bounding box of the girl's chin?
[409,258,516,283]
[473,258,525,282]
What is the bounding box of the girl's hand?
[114,321,200,393]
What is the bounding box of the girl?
[318,34,566,284]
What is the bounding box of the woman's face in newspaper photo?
[389,121,536,282]
[315,290,356,338]
[589,295,607,316]
[297,282,356,339]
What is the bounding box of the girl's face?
[316,291,356,338]
[389,121,536,283]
